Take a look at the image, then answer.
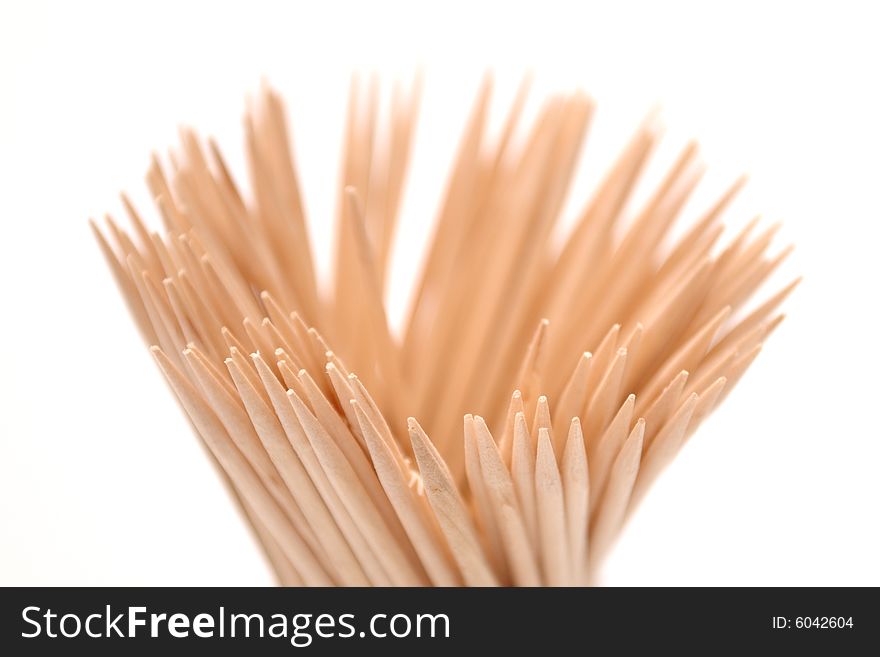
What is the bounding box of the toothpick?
[408,418,498,586]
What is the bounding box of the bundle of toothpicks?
[92,74,795,586]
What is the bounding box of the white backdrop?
[1,0,878,585]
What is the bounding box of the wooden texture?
[94,76,793,585]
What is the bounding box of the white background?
[1,0,878,586]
